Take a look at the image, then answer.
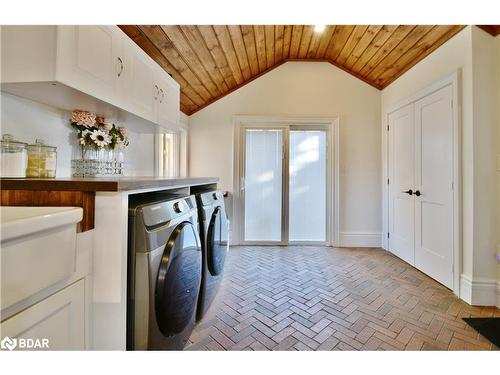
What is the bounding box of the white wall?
[1,92,155,177]
[470,27,498,284]
[189,61,382,245]
[381,26,499,306]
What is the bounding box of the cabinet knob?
[403,189,413,195]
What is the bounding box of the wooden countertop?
[0,176,219,192]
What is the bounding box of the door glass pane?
[244,129,283,241]
[162,132,180,177]
[289,130,326,242]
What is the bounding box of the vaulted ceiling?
[119,25,465,115]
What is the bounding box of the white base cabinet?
[1,25,180,130]
[0,280,85,350]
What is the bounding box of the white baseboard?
[338,232,382,248]
[460,274,498,306]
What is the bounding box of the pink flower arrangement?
[71,110,96,128]
[70,110,130,151]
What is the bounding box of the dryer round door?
[155,221,201,337]
[206,206,228,276]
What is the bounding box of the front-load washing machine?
[195,190,229,320]
[127,194,202,350]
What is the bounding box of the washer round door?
[206,206,228,276]
[155,221,201,336]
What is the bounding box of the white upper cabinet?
[56,26,122,105]
[120,36,158,123]
[156,66,180,129]
[1,25,180,130]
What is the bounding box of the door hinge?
[387,232,390,239]
[387,178,390,185]
[387,124,390,131]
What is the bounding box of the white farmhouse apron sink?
[0,206,83,311]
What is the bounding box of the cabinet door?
[56,26,122,104]
[122,45,158,122]
[0,280,85,350]
[157,73,180,129]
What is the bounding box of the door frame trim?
[232,115,340,247]
[382,71,461,297]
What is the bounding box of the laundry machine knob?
[173,202,184,213]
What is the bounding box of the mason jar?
[26,139,57,178]
[0,134,28,178]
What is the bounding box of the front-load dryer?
[195,190,229,320]
[127,194,202,350]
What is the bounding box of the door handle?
[415,190,421,197]
[403,189,413,195]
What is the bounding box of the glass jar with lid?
[0,134,28,178]
[26,139,57,178]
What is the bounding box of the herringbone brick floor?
[186,246,499,351]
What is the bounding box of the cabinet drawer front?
[1,224,77,311]
[1,279,85,350]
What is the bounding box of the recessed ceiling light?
[314,25,326,33]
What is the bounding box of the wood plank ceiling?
[119,25,464,115]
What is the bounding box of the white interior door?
[414,85,454,288]
[388,104,415,265]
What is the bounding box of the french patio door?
[241,125,328,245]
